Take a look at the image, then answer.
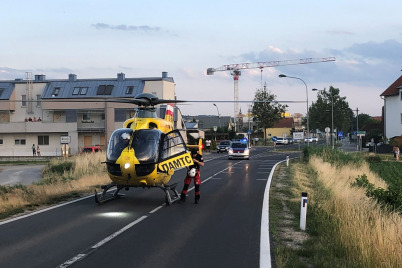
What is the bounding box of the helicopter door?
[158,130,193,173]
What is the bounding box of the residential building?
[265,117,295,138]
[0,72,184,156]
[380,75,402,138]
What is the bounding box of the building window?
[15,139,26,145]
[97,85,114,95]
[53,87,60,96]
[83,113,90,121]
[0,88,4,97]
[38,136,49,145]
[126,86,134,94]
[0,139,3,145]
[72,87,88,95]
[36,95,41,107]
[400,113,402,124]
[21,95,26,107]
[72,87,80,95]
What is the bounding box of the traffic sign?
[357,131,366,136]
[272,136,277,142]
[293,132,304,140]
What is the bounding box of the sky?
[1,0,402,118]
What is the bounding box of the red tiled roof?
[273,117,294,128]
[380,75,402,96]
[372,116,382,121]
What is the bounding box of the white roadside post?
[286,155,289,166]
[300,192,308,230]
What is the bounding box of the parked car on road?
[304,137,313,143]
[287,137,294,144]
[228,142,249,160]
[312,136,319,142]
[275,137,289,145]
[82,146,102,153]
[217,140,231,153]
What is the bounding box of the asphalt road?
[0,147,299,268]
[0,165,45,185]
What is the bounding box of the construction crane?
[207,57,336,120]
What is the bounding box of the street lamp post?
[312,88,334,149]
[279,74,310,146]
[213,103,221,128]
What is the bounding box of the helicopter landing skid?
[157,183,180,206]
[95,182,125,205]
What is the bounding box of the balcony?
[77,120,105,133]
[0,121,77,133]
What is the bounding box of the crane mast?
[207,57,336,122]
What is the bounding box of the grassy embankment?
[270,147,401,268]
[0,153,109,220]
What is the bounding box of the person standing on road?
[393,145,400,161]
[179,148,204,204]
[32,144,36,156]
[36,145,41,156]
[205,139,211,152]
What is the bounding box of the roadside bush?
[351,174,402,213]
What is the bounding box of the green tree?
[252,85,287,145]
[309,86,352,134]
[357,113,377,129]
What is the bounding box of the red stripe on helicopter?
[166,104,174,117]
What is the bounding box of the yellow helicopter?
[95,93,200,205]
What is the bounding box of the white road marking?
[149,206,164,214]
[58,216,148,267]
[0,195,93,226]
[260,159,285,268]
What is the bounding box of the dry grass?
[308,156,401,267]
[0,153,110,218]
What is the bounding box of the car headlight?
[228,149,233,153]
[244,148,249,155]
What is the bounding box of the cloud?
[0,67,77,80]
[0,67,26,80]
[92,23,161,33]
[326,30,354,35]
[346,39,402,61]
[231,39,402,87]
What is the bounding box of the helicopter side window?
[107,128,133,162]
[160,130,187,161]
[131,129,161,163]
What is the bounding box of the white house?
[380,75,402,138]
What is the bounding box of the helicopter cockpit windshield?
[131,129,161,163]
[107,128,162,164]
[107,128,133,162]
